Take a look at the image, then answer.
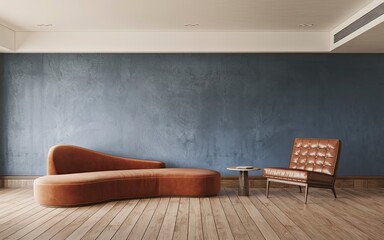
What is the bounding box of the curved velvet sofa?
[34,145,221,207]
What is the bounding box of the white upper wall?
[0,25,14,52]
[15,31,329,53]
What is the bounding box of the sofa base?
[34,168,221,207]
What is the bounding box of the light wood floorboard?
[111,199,148,239]
[172,197,189,240]
[209,196,234,240]
[127,198,160,240]
[157,197,179,240]
[143,197,170,240]
[224,189,265,239]
[0,188,383,240]
[188,198,203,240]
[96,200,138,240]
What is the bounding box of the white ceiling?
[0,0,372,32]
[1,0,384,53]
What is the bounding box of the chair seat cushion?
[263,167,334,185]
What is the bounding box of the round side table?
[227,166,261,196]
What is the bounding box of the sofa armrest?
[48,145,165,175]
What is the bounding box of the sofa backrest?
[289,138,341,176]
[48,145,166,175]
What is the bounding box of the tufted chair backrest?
[289,138,341,176]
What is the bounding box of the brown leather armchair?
[263,138,341,203]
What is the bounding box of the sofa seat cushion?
[263,167,334,185]
[34,168,221,207]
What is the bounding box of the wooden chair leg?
[266,179,270,198]
[331,187,337,198]
[299,186,302,193]
[304,185,309,203]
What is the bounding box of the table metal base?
[238,171,249,196]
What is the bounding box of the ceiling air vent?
[334,2,384,43]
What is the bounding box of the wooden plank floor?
[0,188,383,240]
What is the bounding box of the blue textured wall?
[0,54,383,176]
[0,55,5,176]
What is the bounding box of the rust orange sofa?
[34,145,221,207]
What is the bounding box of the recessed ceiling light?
[184,23,199,27]
[298,23,314,27]
[37,24,53,27]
